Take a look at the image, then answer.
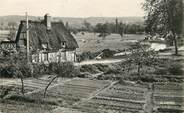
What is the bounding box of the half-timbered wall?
[0,43,16,50]
[32,50,76,63]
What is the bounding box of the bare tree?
[44,75,58,98]
[43,62,75,98]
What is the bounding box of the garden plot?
[154,82,183,91]
[30,78,111,106]
[0,77,70,96]
[0,78,111,112]
[76,82,148,113]
[153,82,184,112]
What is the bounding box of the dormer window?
[42,43,48,50]
[62,41,66,48]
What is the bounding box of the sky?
[0,0,145,17]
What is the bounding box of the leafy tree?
[14,52,33,95]
[118,22,124,37]
[94,23,110,38]
[126,43,158,76]
[7,22,17,30]
[65,22,69,30]
[142,0,183,55]
[68,22,144,36]
[0,51,32,96]
[83,20,93,32]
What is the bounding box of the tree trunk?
[138,63,143,76]
[44,75,58,98]
[138,63,141,76]
[20,74,24,96]
[173,34,178,55]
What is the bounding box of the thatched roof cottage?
[16,14,78,63]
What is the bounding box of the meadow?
[74,33,145,54]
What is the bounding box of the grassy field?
[74,33,145,54]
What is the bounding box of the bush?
[0,64,32,78]
[77,49,117,61]
[140,75,156,82]
[77,51,100,61]
[34,62,78,78]
[56,62,76,77]
[19,64,32,78]
[80,65,101,74]
[0,61,78,78]
[168,63,183,75]
[0,65,17,78]
[101,49,116,58]
[155,68,168,75]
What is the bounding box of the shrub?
[77,51,100,61]
[48,62,58,74]
[56,62,76,77]
[33,62,78,78]
[0,65,16,78]
[140,75,156,82]
[104,64,121,74]
[155,68,167,75]
[19,64,32,78]
[80,65,101,74]
[77,49,117,62]
[168,63,183,75]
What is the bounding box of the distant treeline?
[68,20,145,36]
[0,22,18,30]
[0,20,145,37]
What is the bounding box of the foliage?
[94,23,111,38]
[0,51,32,78]
[77,49,117,62]
[155,62,183,75]
[168,63,183,75]
[70,21,145,36]
[125,43,158,75]
[49,62,76,77]
[94,22,145,36]
[83,20,93,32]
[142,0,183,34]
[142,0,183,55]
[0,51,32,95]
[77,51,100,61]
[118,22,125,37]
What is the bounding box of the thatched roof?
[16,20,78,51]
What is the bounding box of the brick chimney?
[44,13,51,30]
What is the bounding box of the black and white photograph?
[0,0,183,113]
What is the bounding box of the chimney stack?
[44,13,51,30]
